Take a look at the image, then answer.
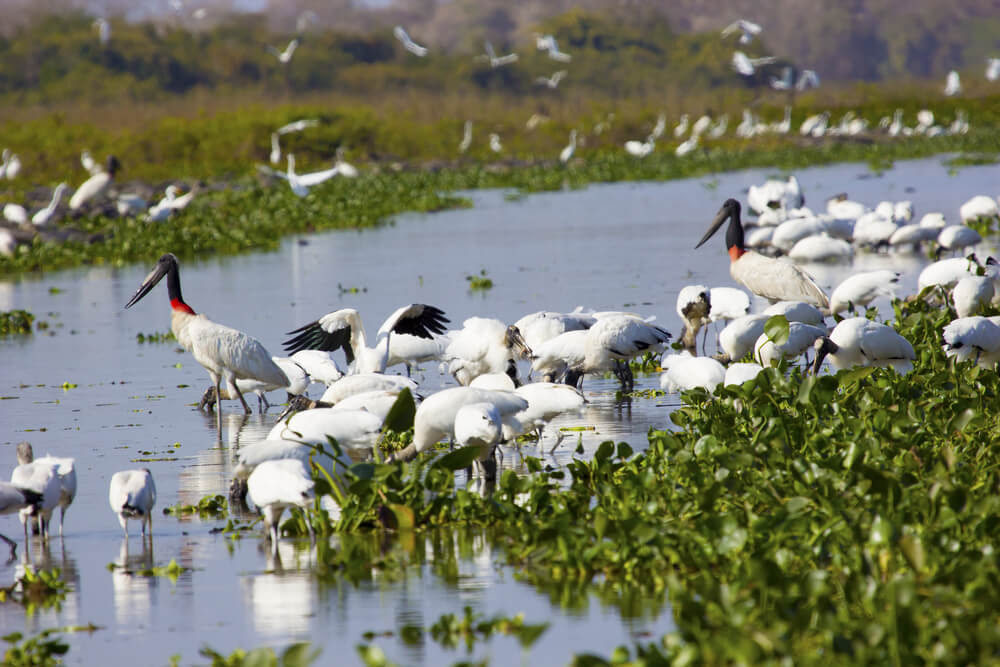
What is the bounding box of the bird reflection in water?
[15,539,81,630]
[242,539,316,638]
[111,538,157,626]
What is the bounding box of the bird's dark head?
[695,198,743,252]
[106,155,121,176]
[124,253,182,310]
[504,325,533,360]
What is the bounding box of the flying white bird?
[624,138,654,158]
[796,69,820,91]
[535,70,567,89]
[695,198,830,308]
[94,18,111,46]
[393,26,428,57]
[535,34,571,61]
[123,253,289,432]
[721,19,762,44]
[479,41,518,68]
[944,70,962,97]
[731,51,776,76]
[276,119,319,135]
[267,39,299,64]
[108,469,156,538]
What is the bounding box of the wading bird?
[31,183,69,226]
[69,155,120,210]
[695,198,830,308]
[16,443,76,537]
[813,318,915,374]
[248,459,314,556]
[829,270,900,315]
[0,482,41,558]
[109,469,156,538]
[559,130,577,163]
[123,253,289,433]
[444,318,532,386]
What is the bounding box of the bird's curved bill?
[124,261,168,309]
[695,206,730,249]
[505,326,533,359]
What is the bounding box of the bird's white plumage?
[108,469,156,537]
[829,270,900,315]
[708,287,751,322]
[331,390,412,422]
[730,251,829,308]
[69,171,112,210]
[515,311,595,351]
[959,195,999,223]
[31,183,68,225]
[917,257,980,291]
[817,318,915,373]
[724,362,764,386]
[290,350,343,386]
[175,312,288,393]
[659,353,726,392]
[952,276,994,318]
[408,387,528,455]
[755,323,826,366]
[937,225,981,252]
[267,407,384,455]
[445,317,528,385]
[762,301,826,325]
[719,314,769,361]
[319,374,417,404]
[788,235,854,261]
[513,382,586,438]
[942,317,1000,368]
[247,459,315,555]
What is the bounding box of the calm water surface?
[1,156,998,665]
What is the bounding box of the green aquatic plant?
[200,642,319,667]
[0,310,35,335]
[1,625,98,667]
[135,331,176,344]
[163,494,228,519]
[465,270,493,290]
[0,568,68,615]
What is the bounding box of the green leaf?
[764,315,790,346]
[381,388,416,433]
[433,445,482,471]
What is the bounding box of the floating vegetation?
[943,152,999,168]
[199,642,319,667]
[2,625,99,667]
[465,270,493,291]
[164,494,228,519]
[337,284,368,295]
[0,310,34,335]
[135,331,176,344]
[0,568,68,615]
[107,559,190,583]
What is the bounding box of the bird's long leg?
[214,376,223,434]
[701,324,710,357]
[233,383,252,415]
[549,430,565,455]
[60,507,67,537]
[146,512,153,539]
[0,533,17,560]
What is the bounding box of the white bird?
[649,114,667,141]
[3,203,27,225]
[108,469,156,538]
[952,276,995,318]
[675,135,699,157]
[799,112,829,137]
[959,195,999,224]
[660,353,726,393]
[69,155,120,210]
[200,355,309,413]
[829,270,900,315]
[937,225,982,255]
[146,184,195,221]
[248,459,315,556]
[719,314,770,361]
[94,18,111,46]
[489,134,502,153]
[732,51,775,76]
[708,115,729,139]
[289,350,343,387]
[276,119,319,135]
[918,256,981,291]
[721,19,762,44]
[16,443,76,537]
[724,362,764,386]
[624,138,654,158]
[282,154,340,197]
[268,408,384,457]
[559,130,577,164]
[754,322,826,367]
[317,373,417,406]
[267,39,299,64]
[10,459,60,540]
[445,318,532,386]
[331,390,410,422]
[696,199,830,308]
[511,382,585,447]
[942,317,1000,368]
[747,175,802,214]
[987,58,1000,82]
[269,133,281,165]
[531,315,671,390]
[813,318,915,374]
[459,121,473,153]
[788,235,853,261]
[762,301,826,326]
[480,41,518,68]
[944,70,962,97]
[535,70,567,89]
[390,387,528,467]
[30,183,69,226]
[333,147,358,178]
[123,253,289,431]
[514,310,595,352]
[796,70,820,91]
[282,304,449,375]
[673,115,690,138]
[0,481,41,557]
[535,34,572,62]
[393,26,428,57]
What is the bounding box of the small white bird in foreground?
[109,469,156,538]
[247,459,315,556]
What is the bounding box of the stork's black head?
[695,198,743,252]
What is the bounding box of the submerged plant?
[0,568,68,615]
[0,310,34,335]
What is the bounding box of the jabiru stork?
[123,253,289,433]
[695,198,830,309]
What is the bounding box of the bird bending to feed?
[695,198,830,309]
[16,442,76,537]
[444,318,532,386]
[0,481,42,558]
[247,459,315,556]
[283,304,449,375]
[109,469,156,538]
[813,318,915,374]
[123,253,288,433]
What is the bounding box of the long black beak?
[695,206,731,249]
[812,337,834,375]
[124,257,171,309]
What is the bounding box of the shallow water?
[1,155,998,665]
